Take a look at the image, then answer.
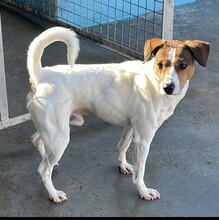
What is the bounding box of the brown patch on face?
[153,42,196,90]
[174,46,195,88]
[153,44,172,85]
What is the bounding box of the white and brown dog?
[26,26,210,203]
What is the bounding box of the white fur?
[27,26,79,86]
[163,48,180,95]
[26,27,190,203]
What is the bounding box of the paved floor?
[0,0,219,217]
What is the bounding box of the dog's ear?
[144,38,165,62]
[184,40,210,67]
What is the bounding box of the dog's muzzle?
[163,82,175,95]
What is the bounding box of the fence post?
[0,10,31,129]
[162,0,174,40]
[0,11,9,121]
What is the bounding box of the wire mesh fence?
[1,0,165,59]
[57,0,164,59]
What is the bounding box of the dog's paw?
[118,162,133,175]
[139,188,160,200]
[49,190,68,203]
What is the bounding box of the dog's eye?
[179,63,187,70]
[157,62,163,69]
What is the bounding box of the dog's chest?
[159,106,174,124]
[155,98,178,128]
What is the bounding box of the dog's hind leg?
[31,103,72,203]
[31,131,60,166]
[31,131,45,158]
[116,126,134,174]
[37,124,70,203]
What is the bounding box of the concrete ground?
[0,0,219,217]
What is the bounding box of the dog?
[26,26,210,203]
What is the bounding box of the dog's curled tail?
[27,26,80,88]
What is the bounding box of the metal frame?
[162,0,174,39]
[0,11,30,129]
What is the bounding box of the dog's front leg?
[132,137,160,200]
[117,126,134,174]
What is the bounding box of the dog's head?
[144,38,210,95]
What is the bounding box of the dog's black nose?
[163,83,175,95]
